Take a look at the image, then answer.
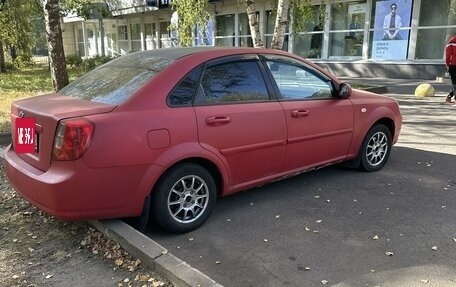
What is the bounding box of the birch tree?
[245,0,313,50]
[270,0,289,49]
[245,0,263,48]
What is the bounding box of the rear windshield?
[59,54,174,104]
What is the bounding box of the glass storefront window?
[77,29,85,56]
[294,5,325,58]
[416,27,456,59]
[160,21,172,48]
[239,13,253,47]
[145,23,157,50]
[131,23,141,52]
[265,10,288,50]
[215,14,235,47]
[328,2,366,58]
[415,0,456,59]
[118,25,128,40]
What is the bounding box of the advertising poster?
[372,0,412,60]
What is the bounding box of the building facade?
[62,0,456,79]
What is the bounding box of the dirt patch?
[0,164,173,287]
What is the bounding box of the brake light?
[52,118,94,161]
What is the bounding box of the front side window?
[197,60,269,104]
[265,60,333,100]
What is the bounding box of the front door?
[263,56,354,171]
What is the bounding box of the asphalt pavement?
[1,77,455,287]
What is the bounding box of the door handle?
[291,110,309,117]
[206,116,231,125]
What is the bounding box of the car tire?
[358,124,392,172]
[151,163,217,233]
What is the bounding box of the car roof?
[127,46,289,60]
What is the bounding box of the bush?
[82,55,113,72]
[66,54,83,68]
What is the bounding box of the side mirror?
[338,83,352,98]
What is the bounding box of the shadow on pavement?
[146,147,455,287]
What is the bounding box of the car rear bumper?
[3,144,163,221]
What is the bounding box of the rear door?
[261,55,354,171]
[194,55,287,188]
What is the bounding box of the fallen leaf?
[28,247,34,252]
[162,250,168,255]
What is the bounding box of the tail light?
[52,118,94,161]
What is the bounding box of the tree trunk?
[271,0,290,50]
[245,0,264,48]
[0,40,5,73]
[43,0,68,91]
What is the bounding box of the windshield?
[59,53,174,104]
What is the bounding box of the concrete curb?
[0,145,222,287]
[90,220,223,287]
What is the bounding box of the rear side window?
[196,60,269,104]
[167,66,202,107]
[59,55,173,104]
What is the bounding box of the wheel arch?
[156,157,224,198]
[345,116,395,168]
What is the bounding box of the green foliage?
[66,54,113,72]
[290,0,314,33]
[82,55,113,71]
[269,0,314,33]
[66,54,83,68]
[171,0,210,47]
[61,0,109,19]
[0,0,41,67]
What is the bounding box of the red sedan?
[3,47,402,233]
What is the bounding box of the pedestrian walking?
[445,34,456,104]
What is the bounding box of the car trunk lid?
[11,93,115,171]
